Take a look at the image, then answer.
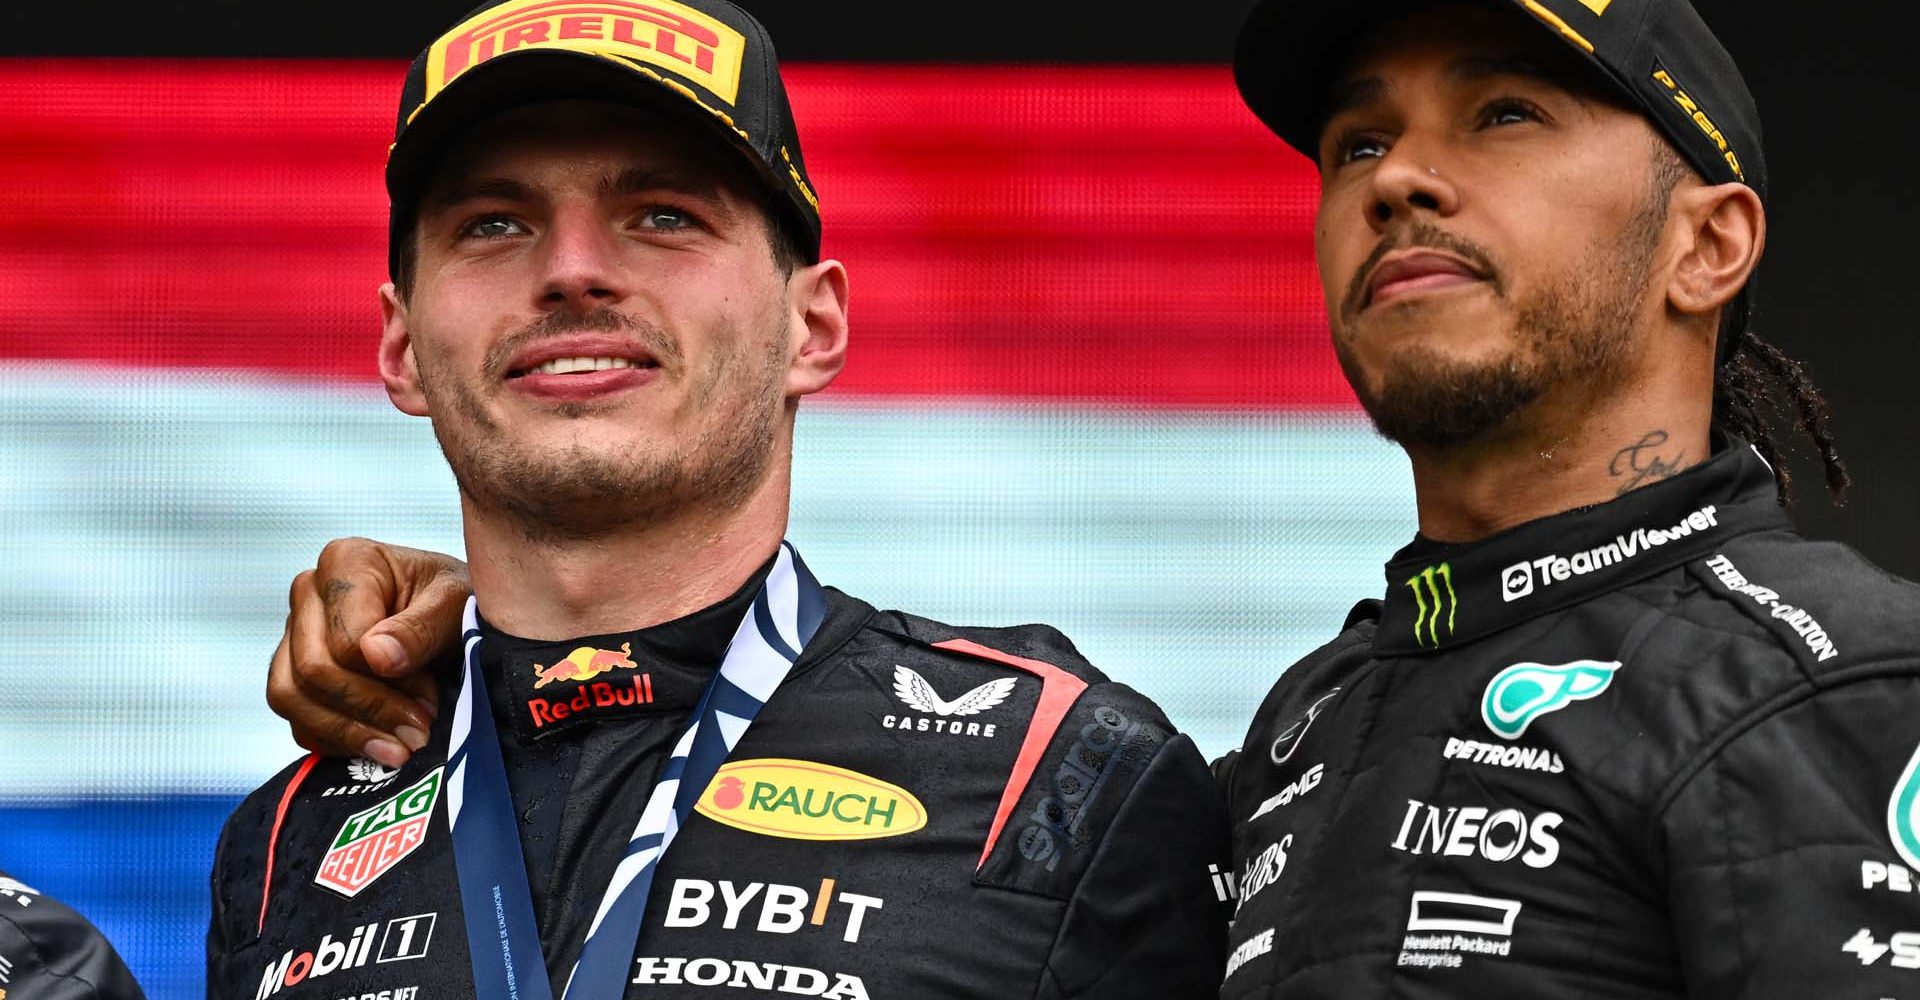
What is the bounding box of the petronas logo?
[1481,660,1621,739]
[1406,562,1457,648]
[1888,740,1920,872]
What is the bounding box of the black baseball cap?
[1235,0,1765,356]
[385,0,823,281]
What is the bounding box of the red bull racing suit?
[1216,442,1920,998]
[208,575,1232,999]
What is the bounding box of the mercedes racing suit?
[209,574,1231,999]
[0,868,145,1000]
[1217,442,1920,998]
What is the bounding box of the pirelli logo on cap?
[1651,62,1745,181]
[426,0,748,107]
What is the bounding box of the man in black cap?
[1215,0,1920,996]
[204,1,1230,997]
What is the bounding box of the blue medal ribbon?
[445,542,824,999]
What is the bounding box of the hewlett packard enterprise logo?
[1501,505,1720,602]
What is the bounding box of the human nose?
[535,206,629,310]
[1362,137,1461,235]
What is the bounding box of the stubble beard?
[419,309,790,544]
[1333,192,1668,452]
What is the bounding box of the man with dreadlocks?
[1215,0,1920,996]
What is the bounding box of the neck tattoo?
[1608,429,1688,496]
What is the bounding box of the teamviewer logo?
[1501,562,1534,602]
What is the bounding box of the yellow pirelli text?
[1651,68,1746,181]
[426,0,748,106]
[1517,0,1596,53]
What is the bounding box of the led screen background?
[0,60,1412,995]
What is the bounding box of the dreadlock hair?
[1713,322,1850,505]
[1645,141,1850,506]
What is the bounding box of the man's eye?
[462,216,527,240]
[1480,98,1542,127]
[1335,134,1389,165]
[638,207,693,230]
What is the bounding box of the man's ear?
[1667,181,1765,324]
[379,283,431,417]
[785,259,850,398]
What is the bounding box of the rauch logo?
[695,759,927,841]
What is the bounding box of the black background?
[7,0,1914,575]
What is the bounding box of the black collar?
[1375,443,1790,655]
[477,556,774,742]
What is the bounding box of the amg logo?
[1248,762,1324,822]
[631,957,868,998]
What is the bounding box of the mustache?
[1340,222,1503,323]
[482,307,682,379]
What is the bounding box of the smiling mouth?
[508,356,659,379]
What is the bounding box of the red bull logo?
[525,642,656,728]
[532,642,638,688]
[424,0,748,106]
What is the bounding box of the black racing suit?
[1217,443,1920,998]
[209,575,1232,1000]
[0,868,145,1000]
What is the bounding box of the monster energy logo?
[1406,563,1457,647]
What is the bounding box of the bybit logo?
[1407,562,1457,647]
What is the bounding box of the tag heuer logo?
[1481,661,1620,740]
[315,767,443,898]
[891,665,1015,717]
